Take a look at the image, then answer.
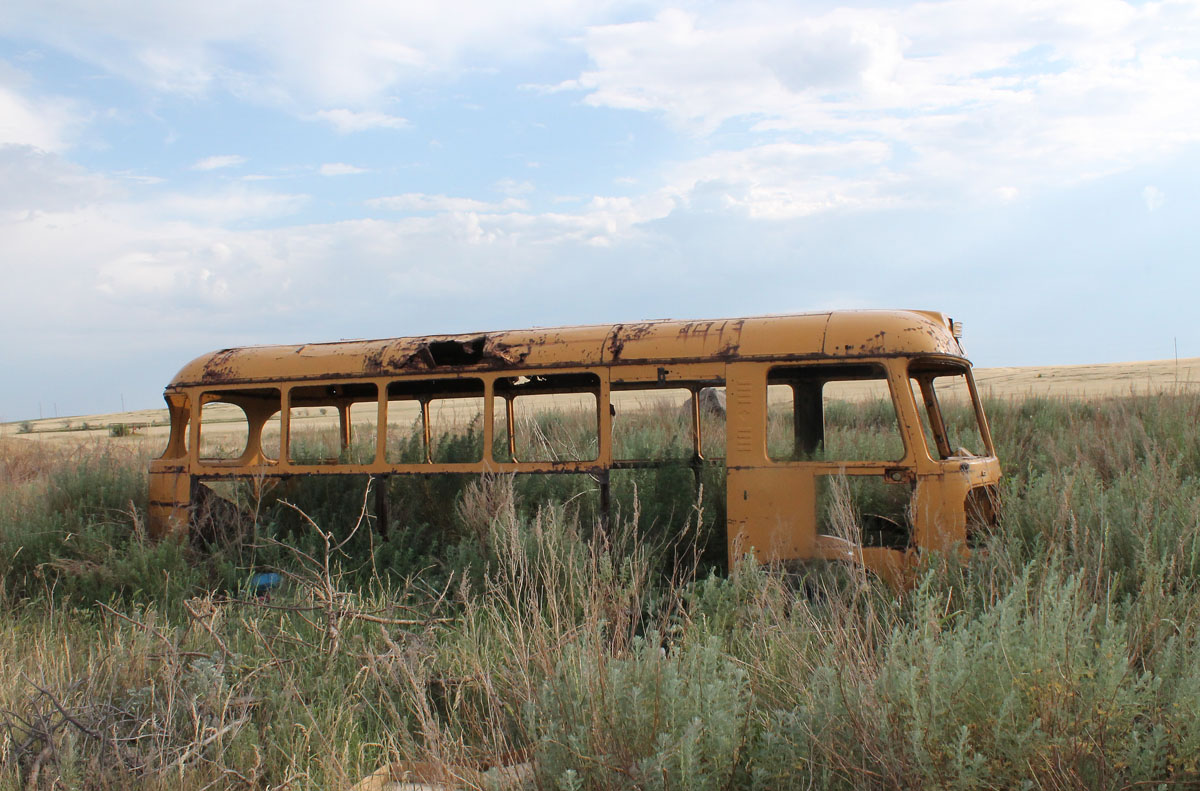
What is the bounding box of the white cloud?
[6,0,1199,213]
[661,141,898,218]
[364,189,683,247]
[191,154,246,170]
[0,193,619,336]
[312,108,409,133]
[113,170,166,185]
[0,67,83,151]
[153,187,309,223]
[1,194,304,331]
[0,1,629,109]
[0,145,113,214]
[494,178,535,196]
[319,162,369,176]
[0,171,668,344]
[563,0,1200,197]
[412,191,680,247]
[1143,185,1165,211]
[367,193,528,213]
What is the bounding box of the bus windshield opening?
[908,360,991,460]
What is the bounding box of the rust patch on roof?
[487,339,529,367]
[607,321,660,361]
[363,346,388,374]
[832,331,890,356]
[861,330,888,355]
[201,349,240,383]
[608,334,625,361]
[717,319,745,358]
[401,344,437,370]
[903,323,956,349]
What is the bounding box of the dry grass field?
[5,358,1200,789]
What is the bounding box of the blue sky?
[2,0,1199,421]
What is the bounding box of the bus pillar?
[148,461,191,539]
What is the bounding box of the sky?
[2,0,1199,421]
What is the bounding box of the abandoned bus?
[148,310,1000,585]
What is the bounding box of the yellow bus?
[148,310,1000,584]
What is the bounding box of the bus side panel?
[148,460,191,538]
[913,468,970,553]
[727,468,815,563]
[724,362,817,564]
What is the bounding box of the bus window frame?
[193,386,282,469]
[491,370,605,466]
[762,361,913,470]
[907,358,996,461]
[286,380,382,466]
[608,380,728,466]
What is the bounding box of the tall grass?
[3,393,1200,789]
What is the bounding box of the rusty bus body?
[148,310,1000,585]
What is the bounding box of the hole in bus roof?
[426,337,486,366]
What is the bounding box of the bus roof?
[168,309,966,388]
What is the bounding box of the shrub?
[107,423,134,437]
[533,634,755,791]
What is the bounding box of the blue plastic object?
[250,572,282,596]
